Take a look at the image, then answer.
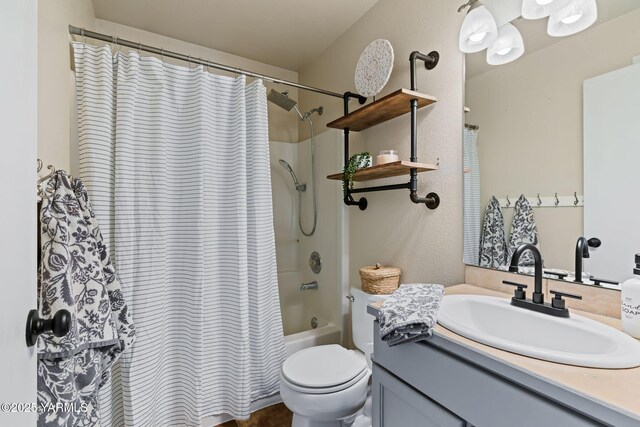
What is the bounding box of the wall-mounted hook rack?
[497,194,584,208]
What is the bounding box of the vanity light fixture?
[547,0,598,37]
[458,0,498,53]
[486,23,525,65]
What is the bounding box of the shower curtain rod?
[68,25,344,99]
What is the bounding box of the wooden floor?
[218,403,292,427]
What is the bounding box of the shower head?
[268,89,298,112]
[279,159,306,192]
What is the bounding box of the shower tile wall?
[295,130,347,340]
[270,141,304,336]
[270,130,345,340]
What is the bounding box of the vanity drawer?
[373,322,603,427]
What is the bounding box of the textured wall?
[37,2,300,174]
[38,0,95,173]
[298,0,466,288]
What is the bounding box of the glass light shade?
[486,24,525,65]
[459,4,498,53]
[548,0,597,37]
[521,0,569,20]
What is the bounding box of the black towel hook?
[506,195,511,207]
[574,192,579,206]
[554,192,560,207]
[537,193,542,207]
[25,309,71,347]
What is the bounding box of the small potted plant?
[342,152,371,199]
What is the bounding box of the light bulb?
[561,11,583,24]
[469,32,487,43]
[548,0,597,37]
[486,23,524,65]
[536,0,553,5]
[459,3,498,53]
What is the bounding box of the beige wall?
[38,2,299,174]
[466,9,640,271]
[299,0,466,289]
[38,0,95,173]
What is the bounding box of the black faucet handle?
[587,237,601,248]
[590,277,619,287]
[544,270,568,280]
[502,280,527,300]
[550,289,583,310]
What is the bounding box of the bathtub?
[284,320,341,357]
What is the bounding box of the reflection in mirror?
[463,0,640,288]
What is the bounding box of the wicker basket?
[359,263,401,295]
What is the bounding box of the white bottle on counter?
[621,254,640,339]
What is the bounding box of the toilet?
[280,287,389,427]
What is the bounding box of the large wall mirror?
[463,1,640,288]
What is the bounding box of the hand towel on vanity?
[37,171,136,427]
[508,194,540,266]
[479,196,508,268]
[378,284,445,347]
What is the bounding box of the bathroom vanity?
[368,285,640,427]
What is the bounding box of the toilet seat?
[281,345,368,394]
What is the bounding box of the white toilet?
[280,287,389,427]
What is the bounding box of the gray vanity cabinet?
[370,318,639,427]
[372,363,466,427]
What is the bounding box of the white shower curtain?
[73,42,286,426]
[463,127,481,265]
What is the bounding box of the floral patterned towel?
[479,196,508,268]
[508,194,540,266]
[378,284,445,347]
[37,171,136,427]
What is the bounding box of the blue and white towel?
[37,171,136,427]
[508,194,540,266]
[479,196,508,268]
[378,284,445,347]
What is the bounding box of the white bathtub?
[284,320,341,357]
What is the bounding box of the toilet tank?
[350,287,389,361]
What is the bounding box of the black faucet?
[503,243,582,318]
[574,237,601,283]
[509,244,544,303]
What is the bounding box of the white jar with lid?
[622,254,640,338]
[377,150,398,165]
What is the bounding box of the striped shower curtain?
[73,42,286,426]
[463,127,481,265]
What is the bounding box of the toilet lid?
[282,345,368,389]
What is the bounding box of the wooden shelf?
[327,161,438,182]
[326,88,437,132]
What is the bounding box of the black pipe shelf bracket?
[327,50,441,211]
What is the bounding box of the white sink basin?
[437,294,640,369]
